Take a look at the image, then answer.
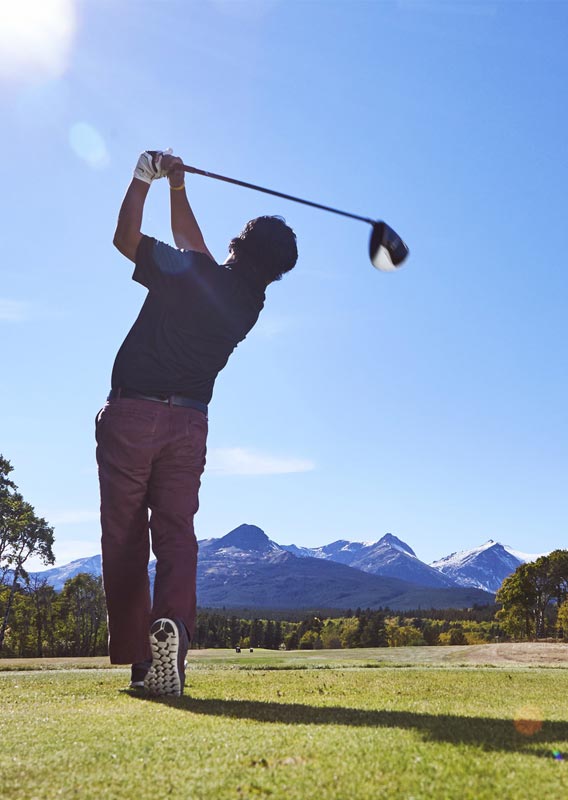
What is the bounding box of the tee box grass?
[0,647,567,800]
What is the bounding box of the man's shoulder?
[152,240,220,275]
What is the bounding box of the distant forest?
[1,568,566,659]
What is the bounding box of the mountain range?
[283,535,545,595]
[27,524,546,609]
[430,540,547,593]
[283,534,457,588]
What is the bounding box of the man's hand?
[133,149,173,184]
[160,153,185,189]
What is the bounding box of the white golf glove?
[133,148,173,184]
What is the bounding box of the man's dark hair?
[229,215,298,284]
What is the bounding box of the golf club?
[180,164,409,272]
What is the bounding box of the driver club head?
[369,222,409,272]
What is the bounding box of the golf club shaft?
[182,165,375,226]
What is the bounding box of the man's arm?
[113,178,149,262]
[113,150,173,262]
[163,156,215,260]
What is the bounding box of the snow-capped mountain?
[30,555,103,591]
[198,524,290,584]
[25,523,553,604]
[283,540,373,562]
[430,540,547,594]
[193,525,492,609]
[26,524,495,610]
[283,533,457,588]
[200,524,284,559]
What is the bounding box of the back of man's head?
[229,216,298,285]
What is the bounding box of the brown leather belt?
[108,388,207,414]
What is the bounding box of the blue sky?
[1,0,567,570]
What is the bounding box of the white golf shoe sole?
[144,618,184,697]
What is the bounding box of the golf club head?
[369,222,409,272]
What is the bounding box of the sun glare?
[69,122,110,169]
[0,0,76,81]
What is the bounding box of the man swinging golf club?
[96,150,298,696]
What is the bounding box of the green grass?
[3,642,567,672]
[1,650,567,799]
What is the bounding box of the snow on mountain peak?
[428,539,553,594]
[503,545,548,563]
[30,524,555,600]
[378,533,417,558]
[431,540,502,569]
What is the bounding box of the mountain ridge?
[282,533,457,589]
[430,539,546,594]
[21,523,545,604]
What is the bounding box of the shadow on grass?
[127,692,568,758]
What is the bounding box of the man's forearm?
[113,178,150,262]
[169,185,211,256]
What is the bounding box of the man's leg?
[96,399,159,664]
[147,406,208,643]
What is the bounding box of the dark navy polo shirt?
[111,236,265,404]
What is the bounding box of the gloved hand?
[133,148,173,184]
[160,153,185,189]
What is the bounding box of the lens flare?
[513,705,543,737]
[69,123,110,170]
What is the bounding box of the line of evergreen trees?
[0,573,107,657]
[4,568,568,658]
[193,609,390,650]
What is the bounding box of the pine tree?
[0,456,55,651]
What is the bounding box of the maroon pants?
[95,397,208,664]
